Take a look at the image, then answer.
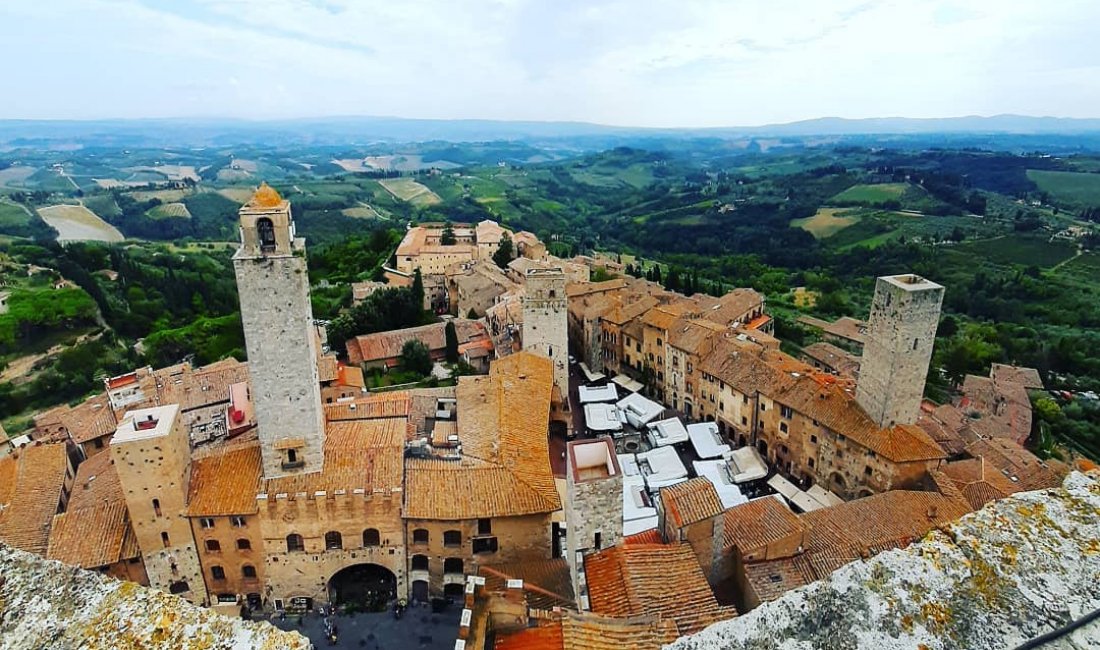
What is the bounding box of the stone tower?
[523,267,568,398]
[112,404,209,605]
[565,437,623,608]
[232,183,325,478]
[856,274,945,428]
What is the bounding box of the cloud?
[0,0,1096,125]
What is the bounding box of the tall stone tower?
[856,274,945,428]
[112,404,209,605]
[565,437,623,608]
[523,267,568,398]
[233,183,325,478]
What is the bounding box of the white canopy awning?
[579,383,618,404]
[727,446,768,483]
[687,422,731,459]
[579,362,606,383]
[611,374,645,394]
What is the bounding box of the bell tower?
[233,183,325,478]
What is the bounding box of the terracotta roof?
[186,440,263,516]
[566,279,627,299]
[641,306,686,332]
[940,457,1021,510]
[403,352,559,519]
[722,497,806,556]
[263,418,405,495]
[797,315,867,344]
[989,363,1044,389]
[46,501,137,569]
[800,489,971,559]
[964,438,1068,492]
[324,392,411,421]
[66,450,124,511]
[661,478,724,530]
[317,354,338,383]
[667,319,725,355]
[0,443,70,555]
[495,624,564,650]
[347,319,487,365]
[480,558,575,609]
[623,529,663,546]
[584,543,737,635]
[603,295,660,326]
[155,358,249,413]
[63,394,118,444]
[800,341,861,378]
[700,289,764,327]
[336,364,365,388]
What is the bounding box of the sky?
[1,0,1098,127]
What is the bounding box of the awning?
[579,383,618,404]
[806,484,845,507]
[579,362,607,383]
[611,375,645,394]
[727,446,768,483]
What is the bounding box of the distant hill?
[2,114,1100,149]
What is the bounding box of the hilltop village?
[0,185,1078,648]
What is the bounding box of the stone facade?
[565,438,623,605]
[256,490,407,606]
[856,274,944,428]
[523,267,569,396]
[233,191,326,479]
[191,513,265,605]
[111,405,208,605]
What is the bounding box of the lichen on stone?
[665,472,1100,650]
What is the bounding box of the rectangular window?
[742,416,748,426]
[780,406,793,419]
[473,537,498,554]
[477,518,492,535]
[808,458,815,468]
[231,516,246,528]
[200,517,215,529]
[780,422,788,433]
[810,435,818,444]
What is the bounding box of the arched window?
[443,530,462,548]
[286,533,304,552]
[411,555,429,571]
[257,217,276,252]
[443,558,463,574]
[325,531,343,550]
[211,566,226,581]
[237,538,251,551]
[412,528,429,544]
[363,529,380,547]
[242,565,257,579]
[168,581,190,594]
[205,540,221,552]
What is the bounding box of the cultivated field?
[0,165,36,188]
[378,177,442,206]
[38,204,123,243]
[1026,170,1100,206]
[830,183,909,205]
[217,187,257,203]
[1055,252,1100,284]
[132,189,191,203]
[955,234,1077,268]
[332,158,372,172]
[790,208,863,238]
[148,202,192,219]
[342,204,385,219]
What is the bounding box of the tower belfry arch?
[232,182,326,478]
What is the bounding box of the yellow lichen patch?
[1001,544,1018,566]
[1084,539,1100,555]
[920,601,953,633]
[901,614,914,632]
[248,182,283,207]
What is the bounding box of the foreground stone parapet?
[0,544,311,650]
[667,472,1100,650]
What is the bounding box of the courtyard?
[268,603,461,650]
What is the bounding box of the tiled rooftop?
[0,443,70,555]
[186,440,263,516]
[661,477,724,530]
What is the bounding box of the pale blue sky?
[1,0,1098,126]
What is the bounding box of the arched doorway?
[328,564,397,611]
[829,472,847,493]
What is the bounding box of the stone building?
[565,437,623,604]
[856,274,944,428]
[232,183,326,479]
[111,404,208,605]
[404,352,561,602]
[523,267,569,397]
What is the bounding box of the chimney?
[926,505,938,521]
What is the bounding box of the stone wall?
[565,439,623,603]
[0,543,310,650]
[856,275,944,428]
[523,268,569,397]
[234,249,326,479]
[666,472,1100,650]
[190,513,266,604]
[257,491,406,605]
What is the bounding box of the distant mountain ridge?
[2,114,1100,148]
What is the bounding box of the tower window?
[161,532,170,548]
[594,532,602,549]
[152,499,161,517]
[913,338,919,350]
[257,217,276,252]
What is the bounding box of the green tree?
[412,269,425,308]
[441,221,456,246]
[401,339,433,376]
[444,320,459,363]
[493,233,514,269]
